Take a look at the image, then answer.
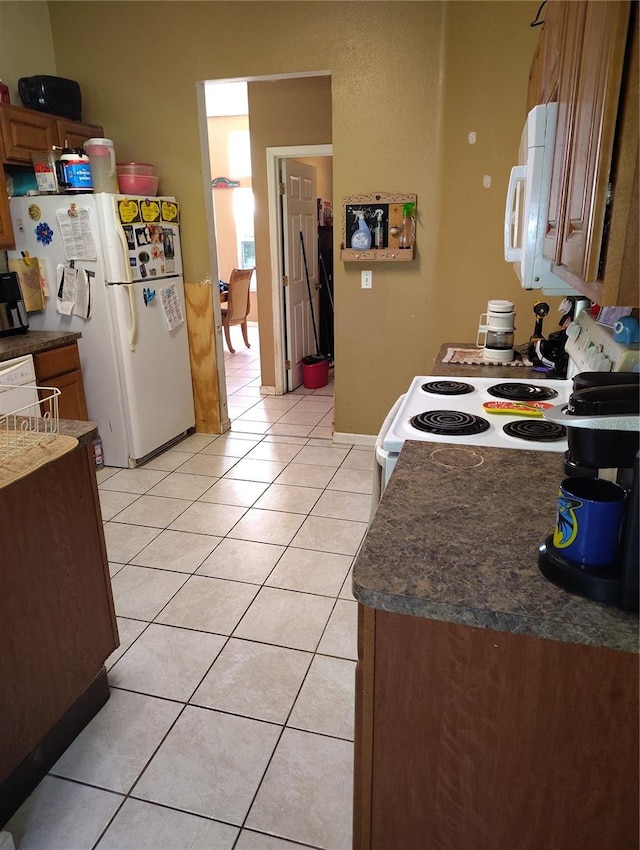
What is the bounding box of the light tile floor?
[7,324,370,850]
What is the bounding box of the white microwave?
[504,103,578,295]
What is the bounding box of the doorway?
[205,82,261,424]
[199,73,333,429]
[266,146,333,394]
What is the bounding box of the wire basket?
[0,385,61,462]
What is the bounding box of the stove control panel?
[565,311,640,377]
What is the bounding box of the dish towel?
[442,348,533,367]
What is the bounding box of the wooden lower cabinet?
[33,342,89,421]
[0,438,118,823]
[354,605,639,850]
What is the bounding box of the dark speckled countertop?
[0,330,81,360]
[352,346,639,654]
[434,341,551,379]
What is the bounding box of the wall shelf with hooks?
[340,192,416,262]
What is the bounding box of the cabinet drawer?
[33,344,82,382]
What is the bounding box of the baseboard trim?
[260,386,277,396]
[333,432,376,447]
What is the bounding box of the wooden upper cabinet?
[538,0,636,305]
[0,104,104,249]
[0,104,104,164]
[527,0,566,110]
[542,1,586,266]
[57,119,104,150]
[0,104,58,163]
[557,1,630,284]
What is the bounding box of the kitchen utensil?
[530,300,549,341]
[539,374,640,610]
[613,315,640,345]
[476,299,515,362]
[552,477,627,567]
[117,174,159,195]
[84,138,118,193]
[31,151,59,193]
[116,162,156,177]
[55,148,93,192]
[482,401,552,416]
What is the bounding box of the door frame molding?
[266,144,333,395]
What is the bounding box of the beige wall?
[2,1,549,437]
[0,2,56,104]
[434,1,566,370]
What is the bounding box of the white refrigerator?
[9,193,195,468]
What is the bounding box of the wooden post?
[184,282,222,434]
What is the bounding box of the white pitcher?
[84,138,118,193]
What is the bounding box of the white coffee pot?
[477,299,516,363]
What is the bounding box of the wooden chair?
[220,267,254,353]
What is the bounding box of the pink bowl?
[117,174,159,196]
[116,162,156,177]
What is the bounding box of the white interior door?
[281,159,318,391]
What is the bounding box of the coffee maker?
[538,372,640,611]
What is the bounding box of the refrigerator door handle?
[125,284,138,351]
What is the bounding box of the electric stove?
[377,375,571,492]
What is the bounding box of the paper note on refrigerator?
[56,265,77,315]
[8,256,45,312]
[159,282,184,331]
[56,208,97,260]
[72,269,91,318]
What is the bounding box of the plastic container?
[84,137,118,193]
[117,174,159,196]
[116,162,155,177]
[55,148,93,192]
[301,355,330,389]
[31,151,59,193]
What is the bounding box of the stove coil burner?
[487,382,559,402]
[411,410,491,437]
[421,380,474,396]
[503,420,567,442]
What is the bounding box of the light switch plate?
[361,270,372,289]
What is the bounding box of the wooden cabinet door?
[0,442,117,785]
[557,0,630,283]
[527,0,565,111]
[34,343,89,421]
[542,1,585,264]
[0,104,57,163]
[364,611,639,850]
[40,369,89,421]
[56,119,104,150]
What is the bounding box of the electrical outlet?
[361,270,373,289]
